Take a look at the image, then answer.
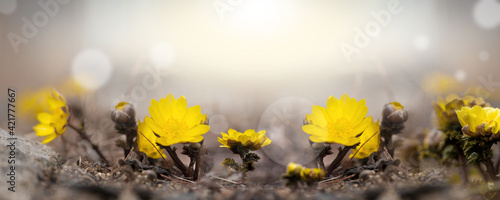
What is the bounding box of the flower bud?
[382,102,408,125]
[311,142,325,151]
[189,142,202,150]
[112,102,135,124]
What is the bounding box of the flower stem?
[68,122,110,166]
[326,146,352,177]
[165,146,188,177]
[238,153,248,181]
[484,160,498,181]
[315,147,328,171]
[455,145,469,185]
[192,148,201,181]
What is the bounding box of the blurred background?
[1,0,500,180]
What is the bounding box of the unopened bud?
[112,102,135,124]
[311,142,325,151]
[382,102,408,124]
[189,142,202,150]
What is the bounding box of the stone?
[0,129,64,200]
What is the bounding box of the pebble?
[359,170,376,181]
[142,170,157,181]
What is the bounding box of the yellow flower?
[300,168,326,181]
[33,89,69,144]
[350,119,380,159]
[218,129,272,151]
[145,94,209,147]
[286,162,305,176]
[456,106,500,137]
[19,78,87,121]
[433,94,489,130]
[137,119,166,159]
[422,72,463,96]
[19,87,52,120]
[302,93,372,146]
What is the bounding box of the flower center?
[164,118,189,136]
[327,118,354,137]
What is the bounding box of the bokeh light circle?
[71,49,113,90]
[209,114,229,136]
[473,0,500,29]
[258,97,315,166]
[414,35,430,51]
[149,42,175,67]
[479,50,490,62]
[0,0,17,15]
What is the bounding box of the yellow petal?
[173,96,188,119]
[261,138,272,147]
[144,116,163,137]
[149,99,165,123]
[302,125,327,136]
[310,105,327,127]
[37,112,53,124]
[42,134,57,144]
[184,105,202,124]
[309,135,327,143]
[327,95,341,120]
[159,97,173,119]
[352,117,372,135]
[185,125,210,137]
[156,135,177,147]
[331,135,359,146]
[349,99,368,123]
[34,124,54,136]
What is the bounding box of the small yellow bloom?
[145,94,210,147]
[456,106,500,137]
[283,162,325,186]
[218,129,272,151]
[300,168,326,181]
[19,87,52,120]
[422,72,463,96]
[286,162,305,176]
[19,78,86,121]
[33,89,69,144]
[350,119,380,159]
[433,94,489,129]
[302,93,372,146]
[137,119,166,159]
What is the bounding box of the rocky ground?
[0,129,492,200]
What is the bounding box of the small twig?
[208,175,244,185]
[111,146,136,176]
[165,146,188,177]
[160,174,196,185]
[68,122,110,165]
[383,146,408,176]
[318,175,343,184]
[318,174,356,186]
